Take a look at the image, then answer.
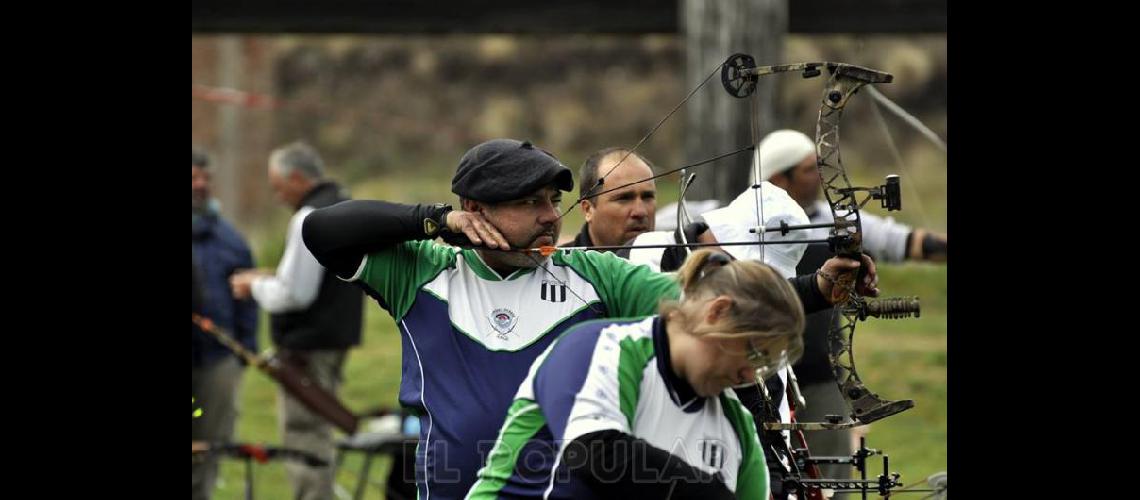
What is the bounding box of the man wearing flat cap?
[301,138,865,499]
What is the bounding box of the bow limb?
[814,63,921,426]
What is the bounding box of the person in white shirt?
[230,141,364,500]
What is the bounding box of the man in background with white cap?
[758,129,946,264]
[757,129,947,489]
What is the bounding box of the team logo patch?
[489,308,518,340]
[540,280,567,303]
[698,439,726,470]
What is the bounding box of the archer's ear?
[580,200,594,222]
[705,295,734,324]
[461,198,483,214]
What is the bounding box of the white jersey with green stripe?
[469,316,769,499]
[346,242,679,500]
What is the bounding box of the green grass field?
[208,175,947,500]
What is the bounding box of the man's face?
[778,154,821,208]
[268,164,305,208]
[192,165,211,211]
[581,153,656,246]
[480,185,564,251]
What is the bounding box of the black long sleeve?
[787,272,830,315]
[564,430,736,499]
[301,200,451,278]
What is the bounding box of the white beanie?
[755,129,815,182]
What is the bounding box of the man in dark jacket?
[192,146,258,500]
[231,141,363,500]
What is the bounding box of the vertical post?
[244,455,254,500]
[355,452,375,500]
[860,437,868,500]
[217,35,243,224]
[681,0,787,204]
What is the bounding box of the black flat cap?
[451,138,574,203]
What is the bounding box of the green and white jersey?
[347,242,679,499]
[469,316,768,499]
